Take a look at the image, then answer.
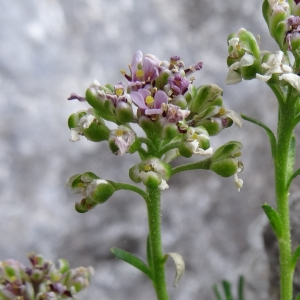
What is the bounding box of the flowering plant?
[67,50,243,299]
[225,0,300,299]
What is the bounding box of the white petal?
[226,70,242,85]
[234,174,243,192]
[279,73,300,93]
[79,114,95,129]
[225,110,243,128]
[240,53,255,67]
[256,73,272,82]
[70,129,80,142]
[158,179,169,190]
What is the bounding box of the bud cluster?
[0,253,94,299]
[226,1,300,96]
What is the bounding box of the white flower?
[109,125,135,156]
[268,0,289,11]
[70,128,81,142]
[224,110,243,128]
[256,51,292,82]
[234,174,243,192]
[226,53,255,85]
[186,127,213,156]
[158,179,169,191]
[79,114,95,129]
[279,73,300,93]
[228,37,241,58]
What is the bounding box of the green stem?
[275,104,295,300]
[146,188,169,300]
[171,158,211,176]
[157,141,181,158]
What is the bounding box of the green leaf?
[222,280,234,300]
[111,247,152,279]
[213,285,223,300]
[261,203,283,238]
[241,114,277,160]
[292,245,300,270]
[238,276,245,300]
[295,294,300,300]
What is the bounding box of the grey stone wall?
[0,0,297,299]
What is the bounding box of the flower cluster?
[226,1,300,95]
[67,50,243,210]
[0,253,94,299]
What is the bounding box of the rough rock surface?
[0,0,298,299]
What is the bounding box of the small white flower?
[109,125,135,156]
[224,110,243,128]
[279,73,300,93]
[70,128,81,142]
[234,174,243,192]
[226,61,242,85]
[268,0,289,11]
[158,179,169,191]
[228,37,241,58]
[256,51,292,82]
[226,53,255,85]
[79,108,96,129]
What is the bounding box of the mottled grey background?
[0,0,298,299]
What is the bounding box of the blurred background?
[1,0,298,299]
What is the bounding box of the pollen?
[136,69,144,78]
[115,88,123,96]
[219,107,226,115]
[144,164,152,171]
[146,96,154,105]
[115,129,124,137]
[191,133,198,140]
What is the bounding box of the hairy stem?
[275,104,295,300]
[146,188,169,300]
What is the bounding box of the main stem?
[146,188,169,300]
[276,104,294,300]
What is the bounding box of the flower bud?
[129,158,172,190]
[209,157,241,177]
[85,83,116,122]
[115,101,133,123]
[189,84,223,115]
[210,141,242,161]
[171,95,188,109]
[87,179,115,204]
[75,197,97,213]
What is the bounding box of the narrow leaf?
[111,247,152,279]
[238,275,245,300]
[213,285,223,300]
[222,280,234,300]
[292,245,300,269]
[261,203,283,238]
[165,252,185,287]
[241,114,277,160]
